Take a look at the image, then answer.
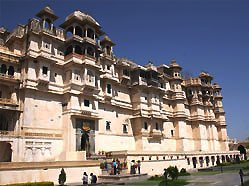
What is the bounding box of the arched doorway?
[0,142,12,162]
[192,157,197,168]
[75,119,96,157]
[205,156,210,166]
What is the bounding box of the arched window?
[75,26,82,37]
[65,45,73,56]
[87,70,94,83]
[87,28,94,39]
[7,66,14,76]
[106,46,111,55]
[86,47,94,57]
[75,45,82,55]
[0,64,7,74]
[66,26,73,38]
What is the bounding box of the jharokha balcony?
[64,53,97,63]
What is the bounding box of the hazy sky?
[0,0,248,140]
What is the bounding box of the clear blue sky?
[0,0,248,140]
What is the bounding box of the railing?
[0,73,17,80]
[0,98,17,105]
[0,130,14,136]
[29,18,65,39]
[6,25,25,42]
[64,53,96,62]
[184,78,201,86]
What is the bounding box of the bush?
[58,168,66,185]
[100,162,105,169]
[148,175,163,180]
[5,182,54,186]
[167,166,179,180]
[179,168,190,176]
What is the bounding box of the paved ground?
[184,172,249,186]
[60,172,249,186]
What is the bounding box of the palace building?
[0,6,238,174]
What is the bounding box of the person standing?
[137,160,141,174]
[113,159,117,175]
[82,172,88,185]
[90,173,97,184]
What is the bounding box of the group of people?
[130,160,141,174]
[82,172,97,185]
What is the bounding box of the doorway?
[75,119,95,157]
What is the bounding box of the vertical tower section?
[168,60,188,152]
[213,83,228,151]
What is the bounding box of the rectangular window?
[144,122,148,130]
[156,123,159,130]
[107,65,111,70]
[107,83,112,94]
[123,124,128,134]
[106,121,111,131]
[171,130,174,137]
[42,66,48,75]
[84,99,90,107]
[0,91,2,98]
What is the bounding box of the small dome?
[213,83,221,89]
[199,71,213,79]
[65,10,100,26]
[169,59,182,69]
[36,6,58,21]
[100,35,115,45]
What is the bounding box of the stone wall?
[0,161,100,185]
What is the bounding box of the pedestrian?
[82,172,88,185]
[130,160,135,174]
[137,160,141,174]
[90,173,97,184]
[113,159,117,175]
[116,159,120,175]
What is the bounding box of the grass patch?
[189,181,211,185]
[244,179,249,186]
[190,171,220,176]
[4,182,54,186]
[159,179,189,186]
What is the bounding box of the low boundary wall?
[0,161,101,185]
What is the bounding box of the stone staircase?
[98,173,149,184]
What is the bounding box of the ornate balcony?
[0,98,19,111]
[0,98,18,106]
[81,79,96,92]
[149,130,163,139]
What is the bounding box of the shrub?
[167,166,179,180]
[148,175,164,181]
[58,168,66,185]
[100,162,105,169]
[5,182,54,186]
[179,168,190,176]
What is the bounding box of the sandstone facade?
[0,7,237,170]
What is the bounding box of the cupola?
[100,35,115,56]
[36,6,58,30]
